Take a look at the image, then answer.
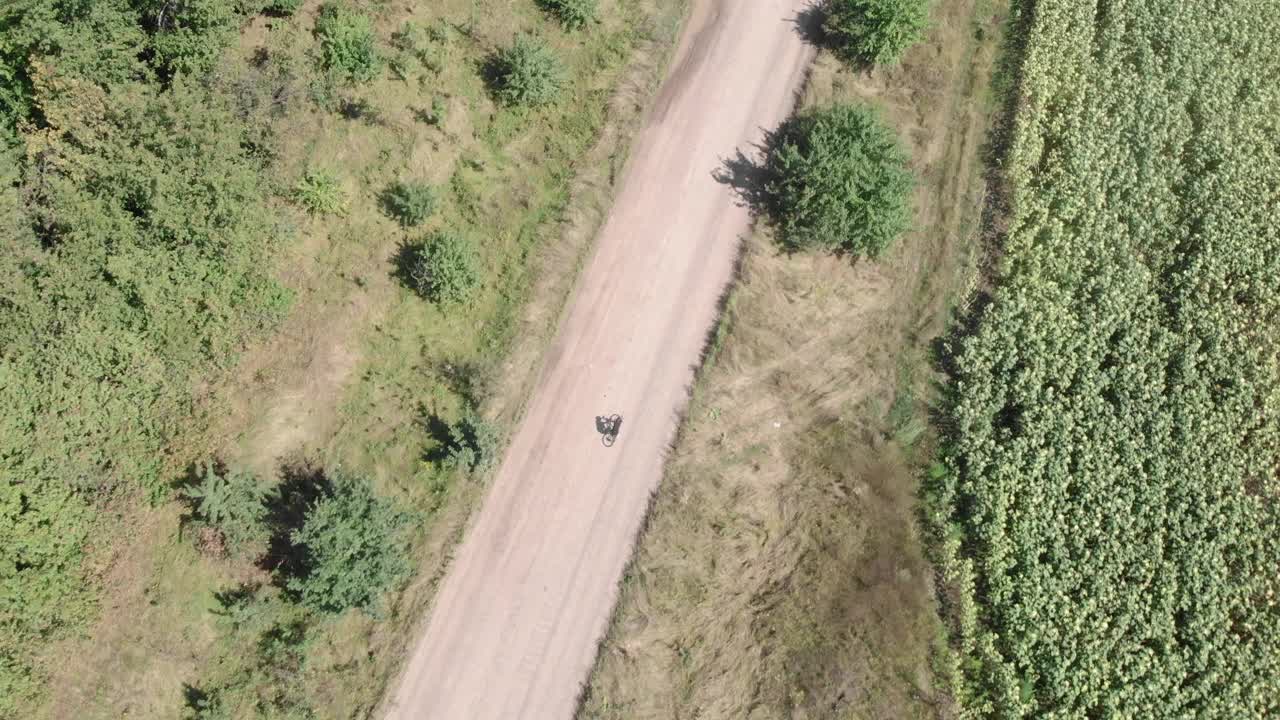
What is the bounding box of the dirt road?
[384,2,814,718]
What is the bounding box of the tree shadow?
[711,145,773,212]
[789,2,829,48]
[433,358,495,408]
[478,53,508,104]
[182,683,214,714]
[258,461,331,583]
[391,238,426,294]
[421,412,458,465]
[338,97,385,126]
[211,583,260,617]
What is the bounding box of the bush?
[292,170,346,215]
[763,103,913,257]
[264,0,302,15]
[182,464,271,558]
[443,412,502,475]
[381,180,437,227]
[315,3,381,83]
[489,35,566,107]
[402,230,481,304]
[824,0,930,66]
[285,475,411,614]
[538,0,598,30]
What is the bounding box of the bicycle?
[595,414,623,447]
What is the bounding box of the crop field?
[929,0,1280,716]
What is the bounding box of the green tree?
[135,0,239,77]
[763,103,913,257]
[381,180,437,227]
[537,0,598,30]
[490,34,565,107]
[285,475,412,614]
[824,0,930,67]
[402,229,481,305]
[182,463,271,558]
[314,2,381,83]
[443,411,502,475]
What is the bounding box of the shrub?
[402,230,481,304]
[285,475,411,614]
[182,464,272,558]
[444,412,502,475]
[538,0,598,30]
[292,170,346,215]
[264,0,302,15]
[381,180,437,227]
[315,3,381,83]
[489,35,566,107]
[823,0,930,67]
[763,103,913,257]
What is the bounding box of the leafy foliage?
[538,0,598,30]
[135,0,239,77]
[489,34,566,107]
[381,180,437,227]
[182,464,271,558]
[292,170,346,215]
[763,103,913,257]
[443,412,502,475]
[314,2,381,84]
[824,0,930,67]
[284,475,412,614]
[402,229,481,305]
[0,5,288,705]
[930,1,1280,716]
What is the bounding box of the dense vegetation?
[315,2,381,84]
[763,103,913,257]
[824,0,930,66]
[2,0,634,711]
[285,475,413,614]
[1,0,289,708]
[931,0,1280,716]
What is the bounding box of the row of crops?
[930,0,1280,716]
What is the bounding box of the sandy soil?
[383,2,814,718]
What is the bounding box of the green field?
[930,0,1280,716]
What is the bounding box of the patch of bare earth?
[579,0,1007,718]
